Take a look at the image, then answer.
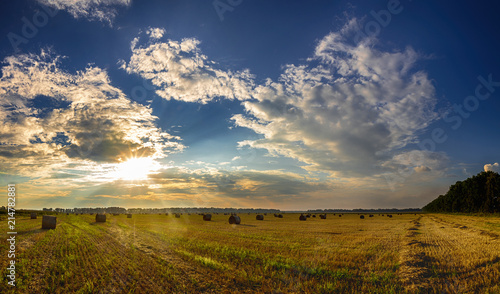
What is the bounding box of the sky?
[0,0,499,210]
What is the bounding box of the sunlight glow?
[111,157,160,181]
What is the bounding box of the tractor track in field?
[398,215,434,292]
[398,214,500,293]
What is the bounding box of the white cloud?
[119,21,441,186]
[147,27,166,39]
[36,0,131,24]
[414,165,431,173]
[232,19,438,177]
[0,50,183,178]
[122,36,254,103]
[484,162,499,172]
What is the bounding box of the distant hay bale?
[360,215,365,219]
[256,214,264,220]
[278,214,283,218]
[339,214,342,217]
[264,213,267,215]
[312,214,316,218]
[41,215,57,229]
[30,213,37,219]
[388,215,393,218]
[175,213,181,218]
[95,214,106,222]
[203,214,212,221]
[306,214,311,218]
[299,214,307,221]
[165,213,169,216]
[127,214,132,218]
[229,215,241,225]
[320,214,327,219]
[369,214,374,217]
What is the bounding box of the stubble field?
[1,212,499,293]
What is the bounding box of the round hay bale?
[127,214,132,218]
[388,214,393,218]
[274,213,278,217]
[30,213,37,219]
[319,214,327,219]
[278,214,283,218]
[203,214,212,221]
[165,213,169,216]
[228,215,241,224]
[360,215,365,219]
[312,214,316,218]
[256,214,264,220]
[299,214,307,221]
[42,215,57,229]
[113,213,119,216]
[339,214,342,217]
[175,213,181,218]
[369,214,374,217]
[96,214,106,222]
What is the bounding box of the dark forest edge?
[423,171,500,213]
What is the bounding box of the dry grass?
[0,213,498,293]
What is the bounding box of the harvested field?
[0,213,498,293]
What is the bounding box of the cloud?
[145,167,330,204]
[484,162,499,172]
[147,27,166,39]
[232,19,438,178]
[121,35,254,103]
[121,21,441,181]
[0,50,183,178]
[36,0,131,24]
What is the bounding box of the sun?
[111,157,160,181]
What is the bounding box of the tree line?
[423,171,500,213]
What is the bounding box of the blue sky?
[1,0,499,210]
